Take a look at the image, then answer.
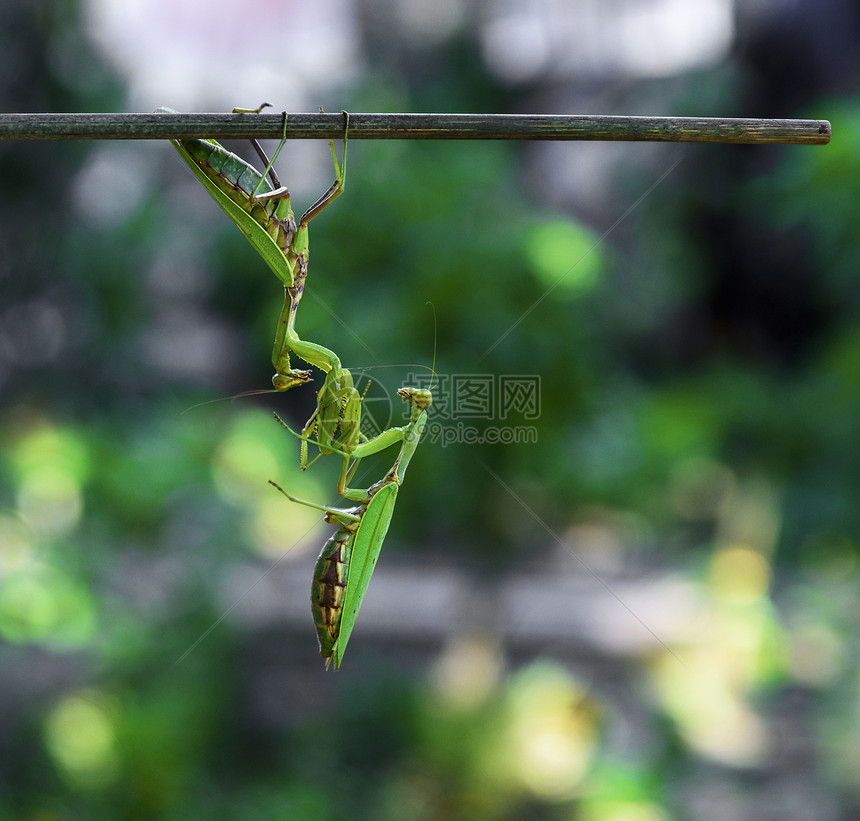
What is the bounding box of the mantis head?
[397,387,433,410]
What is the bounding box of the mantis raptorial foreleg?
[298,371,372,469]
[275,387,432,496]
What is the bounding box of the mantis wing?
[158,109,295,289]
[331,483,399,670]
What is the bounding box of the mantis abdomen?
[310,524,353,661]
[180,139,298,255]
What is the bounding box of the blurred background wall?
[1,0,859,818]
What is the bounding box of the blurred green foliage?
[2,0,860,818]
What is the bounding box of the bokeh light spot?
[6,423,90,537]
[44,691,119,791]
[504,662,599,799]
[0,570,97,646]
[211,410,283,506]
[709,546,770,605]
[432,634,503,709]
[0,513,36,572]
[524,219,603,298]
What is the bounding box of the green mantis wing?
[331,482,399,670]
[158,108,296,289]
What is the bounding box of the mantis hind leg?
[232,104,289,194]
[268,480,360,524]
[299,110,349,226]
[272,413,367,502]
[230,105,347,217]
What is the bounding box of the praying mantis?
[162,105,375,466]
[270,387,432,669]
[160,105,352,393]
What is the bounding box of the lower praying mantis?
[270,387,432,669]
[160,104,352,394]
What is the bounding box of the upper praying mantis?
[161,104,367,461]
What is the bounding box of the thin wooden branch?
[0,111,831,144]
